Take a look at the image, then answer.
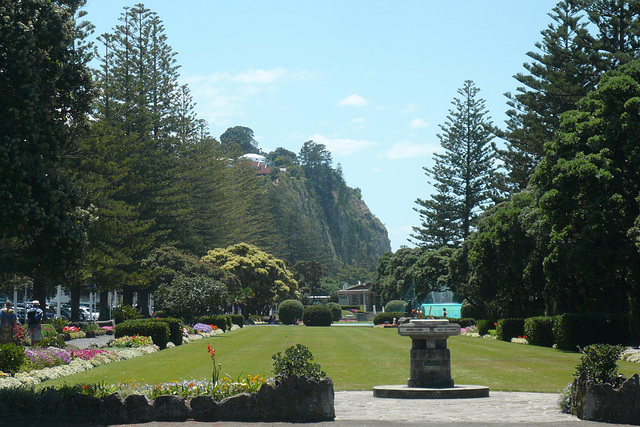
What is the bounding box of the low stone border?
[571,373,640,425]
[1,376,335,424]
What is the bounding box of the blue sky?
[82,0,560,251]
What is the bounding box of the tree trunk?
[70,287,81,322]
[122,287,133,306]
[99,290,110,321]
[138,289,150,317]
[32,274,48,321]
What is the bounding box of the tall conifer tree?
[412,81,496,247]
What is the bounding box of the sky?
[81,0,560,251]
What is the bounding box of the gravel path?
[65,334,114,349]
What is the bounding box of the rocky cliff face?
[266,168,390,273]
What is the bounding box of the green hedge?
[553,313,629,351]
[384,300,407,313]
[496,318,525,342]
[230,314,244,328]
[373,312,403,325]
[326,302,342,322]
[278,300,304,325]
[146,317,184,346]
[302,305,332,326]
[197,315,231,331]
[524,316,556,347]
[476,319,493,336]
[0,343,26,374]
[447,317,476,328]
[115,320,170,349]
[340,305,361,311]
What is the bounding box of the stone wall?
[571,373,640,425]
[0,376,335,424]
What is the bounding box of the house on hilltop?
[239,153,272,175]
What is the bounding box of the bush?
[36,335,66,349]
[146,318,184,346]
[112,305,142,324]
[197,315,230,331]
[496,318,525,342]
[278,300,304,325]
[384,300,407,313]
[476,319,493,336]
[373,312,403,325]
[0,343,26,374]
[326,302,342,322]
[230,314,244,328]
[302,305,332,326]
[461,299,485,319]
[446,318,476,328]
[553,313,629,351]
[272,344,326,381]
[154,275,227,323]
[115,320,169,349]
[574,343,625,384]
[524,316,556,347]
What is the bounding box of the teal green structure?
[419,303,462,318]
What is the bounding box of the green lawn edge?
[39,326,640,393]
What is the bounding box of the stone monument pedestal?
[374,319,489,399]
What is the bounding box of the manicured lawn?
[40,326,640,392]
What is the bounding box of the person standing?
[27,300,43,346]
[0,301,17,344]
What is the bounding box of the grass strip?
[39,326,639,392]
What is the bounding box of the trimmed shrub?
[340,305,360,311]
[384,300,407,313]
[37,335,66,349]
[575,343,625,384]
[326,302,342,322]
[476,319,493,336]
[373,312,403,325]
[230,314,244,328]
[553,313,629,351]
[146,318,184,346]
[115,320,170,349]
[302,305,332,326]
[524,316,556,347]
[444,317,476,328]
[0,343,26,374]
[197,315,230,331]
[496,318,525,342]
[278,300,304,325]
[272,344,326,381]
[152,309,169,318]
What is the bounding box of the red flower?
[207,344,215,356]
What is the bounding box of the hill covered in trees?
[0,2,389,318]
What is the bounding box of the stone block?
[102,393,128,423]
[152,395,190,421]
[190,394,219,421]
[125,393,151,422]
[572,373,640,425]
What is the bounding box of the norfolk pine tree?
[412,81,497,247]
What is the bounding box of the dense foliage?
[278,300,304,325]
[154,275,227,323]
[272,344,326,381]
[302,305,333,327]
[574,344,625,384]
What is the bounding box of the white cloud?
[338,94,367,107]
[401,103,420,114]
[382,140,440,159]
[410,118,429,128]
[371,168,383,174]
[231,68,287,84]
[310,133,377,156]
[350,117,365,125]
